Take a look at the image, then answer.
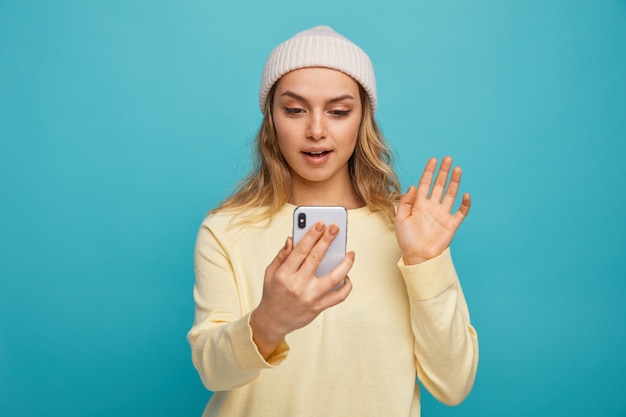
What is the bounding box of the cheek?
[344,108,362,140]
[273,112,293,138]
[274,113,306,148]
[276,138,290,160]
[342,120,361,151]
[273,122,299,163]
[274,123,292,151]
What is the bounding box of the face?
[272,67,362,194]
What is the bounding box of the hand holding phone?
[250,206,352,358]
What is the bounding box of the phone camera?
[297,213,306,229]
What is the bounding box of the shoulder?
[200,206,265,233]
[199,204,292,240]
[195,207,266,255]
[195,205,293,261]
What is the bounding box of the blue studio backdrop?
[1,1,625,416]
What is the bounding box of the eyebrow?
[279,91,356,104]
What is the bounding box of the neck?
[288,177,364,209]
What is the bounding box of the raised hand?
[395,156,471,265]
[250,223,354,359]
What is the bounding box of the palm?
[395,157,471,265]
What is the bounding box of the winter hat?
[259,25,377,113]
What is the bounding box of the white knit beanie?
[259,25,377,114]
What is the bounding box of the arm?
[399,249,478,405]
[187,223,288,391]
[187,218,354,391]
[395,156,478,404]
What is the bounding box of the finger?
[397,185,418,219]
[283,221,326,271]
[416,157,438,199]
[441,166,462,209]
[315,252,355,306]
[265,237,293,278]
[456,192,471,218]
[317,274,353,311]
[318,250,355,292]
[430,156,453,201]
[299,223,340,276]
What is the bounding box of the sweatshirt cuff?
[397,247,458,301]
[229,312,289,369]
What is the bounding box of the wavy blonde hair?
[215,85,401,224]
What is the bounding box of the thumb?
[397,186,418,219]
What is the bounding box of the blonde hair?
[214,85,401,224]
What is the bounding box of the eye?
[284,107,305,115]
[330,109,351,117]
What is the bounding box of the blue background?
[1,0,625,416]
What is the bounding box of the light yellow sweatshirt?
[187,203,478,417]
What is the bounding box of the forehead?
[274,67,361,98]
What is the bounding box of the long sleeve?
[186,219,289,392]
[398,248,479,405]
[187,206,477,416]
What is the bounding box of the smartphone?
[292,206,348,278]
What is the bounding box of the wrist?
[249,306,286,359]
[402,247,449,266]
[402,255,428,266]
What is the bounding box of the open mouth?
[303,150,331,158]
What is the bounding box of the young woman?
[188,25,478,417]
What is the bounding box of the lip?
[302,147,332,154]
[301,148,332,165]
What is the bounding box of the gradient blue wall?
[1,1,625,416]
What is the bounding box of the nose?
[305,112,326,141]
